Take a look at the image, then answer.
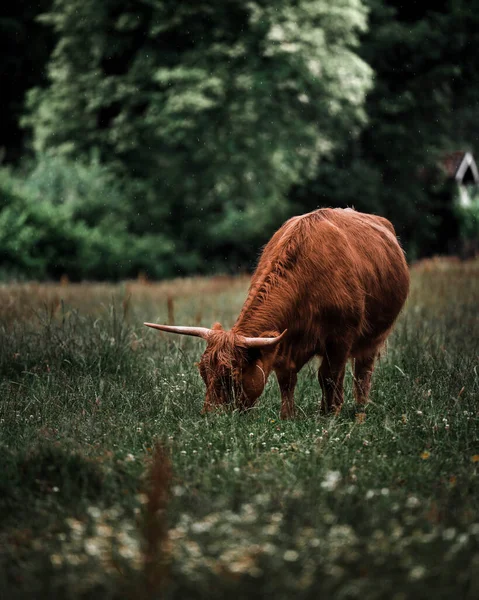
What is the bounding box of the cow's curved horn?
[242,329,287,348]
[144,323,211,340]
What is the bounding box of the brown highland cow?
[145,208,410,418]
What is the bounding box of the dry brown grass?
[411,255,479,273]
[2,257,478,331]
[0,275,250,326]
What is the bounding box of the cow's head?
[144,322,286,412]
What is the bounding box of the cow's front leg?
[276,370,298,420]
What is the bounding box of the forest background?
[1,0,479,281]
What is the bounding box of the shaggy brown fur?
[200,208,409,417]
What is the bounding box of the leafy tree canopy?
[291,0,479,259]
[25,0,372,268]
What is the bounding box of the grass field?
[1,258,478,599]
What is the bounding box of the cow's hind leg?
[276,370,298,420]
[353,349,378,408]
[318,343,350,415]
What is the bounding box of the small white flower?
[443,527,456,541]
[283,549,299,562]
[118,545,137,559]
[409,565,426,580]
[321,470,341,492]
[191,521,212,534]
[263,542,276,554]
[84,538,101,557]
[406,496,420,508]
[87,506,101,518]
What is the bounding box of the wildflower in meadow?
[321,470,341,492]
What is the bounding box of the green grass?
[0,262,478,599]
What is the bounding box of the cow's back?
[251,208,409,348]
[319,209,410,340]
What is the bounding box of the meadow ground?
[0,258,478,599]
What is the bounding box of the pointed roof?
[441,151,479,185]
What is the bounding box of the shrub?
[0,157,175,280]
[455,187,479,257]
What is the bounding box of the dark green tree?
[0,1,54,163]
[24,0,372,271]
[291,0,479,258]
[0,157,174,280]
